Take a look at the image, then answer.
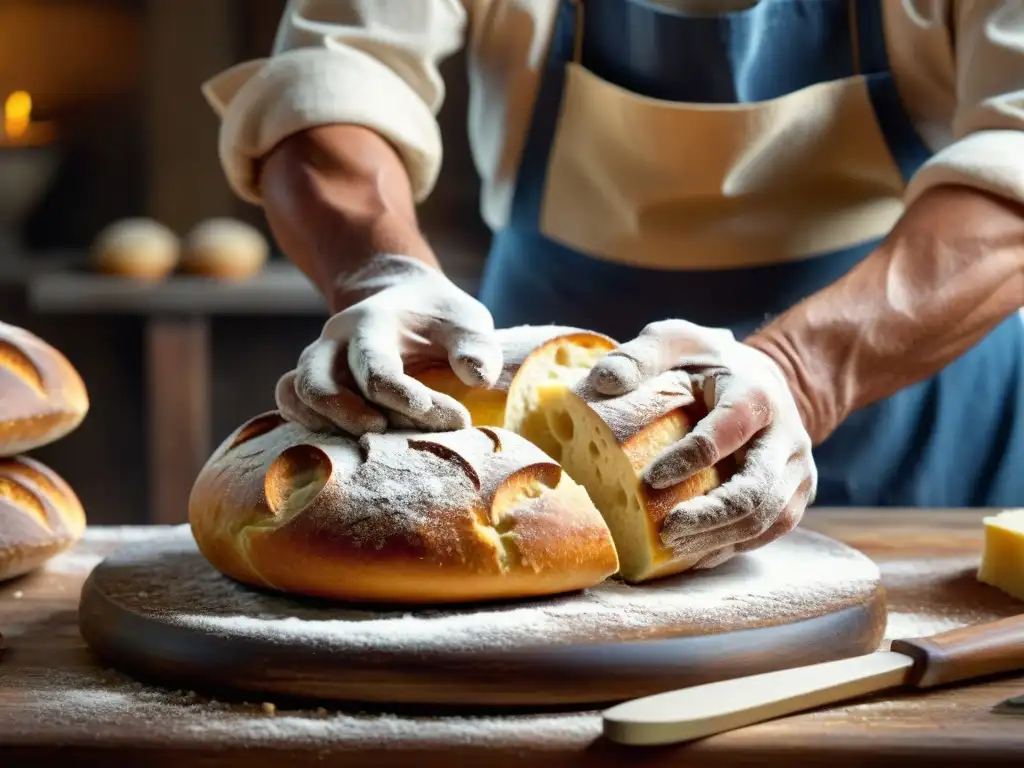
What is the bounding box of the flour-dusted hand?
[587,319,816,569]
[278,254,503,435]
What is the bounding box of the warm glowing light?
[4,91,32,139]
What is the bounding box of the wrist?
[744,329,841,445]
[330,252,447,312]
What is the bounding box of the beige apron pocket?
[539,63,908,270]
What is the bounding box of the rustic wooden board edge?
[78,569,887,708]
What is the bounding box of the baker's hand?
[275,254,503,435]
[587,319,816,569]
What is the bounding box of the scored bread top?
[0,455,87,581]
[189,411,618,603]
[0,322,89,457]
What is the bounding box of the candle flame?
[4,91,32,139]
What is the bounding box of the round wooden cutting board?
[79,525,886,707]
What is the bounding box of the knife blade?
[603,613,1024,746]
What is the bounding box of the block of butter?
[977,509,1024,602]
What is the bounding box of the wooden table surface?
[2,510,1022,767]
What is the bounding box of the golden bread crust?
[0,322,89,457]
[189,412,618,603]
[0,455,86,581]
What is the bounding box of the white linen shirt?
[203,1,1024,238]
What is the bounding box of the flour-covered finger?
[392,391,473,433]
[689,496,807,570]
[295,339,341,401]
[440,327,503,388]
[730,479,811,558]
[691,546,738,571]
[586,335,666,395]
[660,473,773,548]
[661,455,804,554]
[275,370,334,432]
[294,342,388,435]
[347,325,436,416]
[588,320,737,396]
[644,380,773,489]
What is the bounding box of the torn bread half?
[503,336,725,583]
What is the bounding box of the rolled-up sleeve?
[202,0,468,204]
[905,2,1024,206]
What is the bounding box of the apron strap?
[848,0,886,76]
[571,0,585,65]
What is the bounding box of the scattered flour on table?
[20,665,599,747]
[42,526,183,574]
[883,612,967,641]
[877,556,1011,641]
[89,526,879,655]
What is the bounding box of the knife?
[603,613,1024,746]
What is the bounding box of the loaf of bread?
[192,326,727,602]
[189,412,619,603]
[0,321,89,456]
[91,218,179,281]
[0,455,86,581]
[180,218,268,280]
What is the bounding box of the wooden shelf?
[29,261,326,316]
[26,238,487,316]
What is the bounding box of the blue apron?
[478,0,1024,508]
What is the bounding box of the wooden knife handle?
[890,613,1024,688]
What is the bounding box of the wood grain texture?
[1,509,1023,767]
[891,614,1024,688]
[75,527,883,706]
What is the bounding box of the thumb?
[587,328,671,395]
[587,320,736,395]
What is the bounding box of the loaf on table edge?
[0,321,89,456]
[189,411,619,604]
[0,455,86,581]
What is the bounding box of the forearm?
[260,124,439,312]
[747,185,1024,444]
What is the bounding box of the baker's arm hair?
[746,2,1024,442]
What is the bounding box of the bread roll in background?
[91,218,179,281]
[189,412,618,603]
[0,321,89,456]
[0,455,86,581]
[180,218,268,280]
